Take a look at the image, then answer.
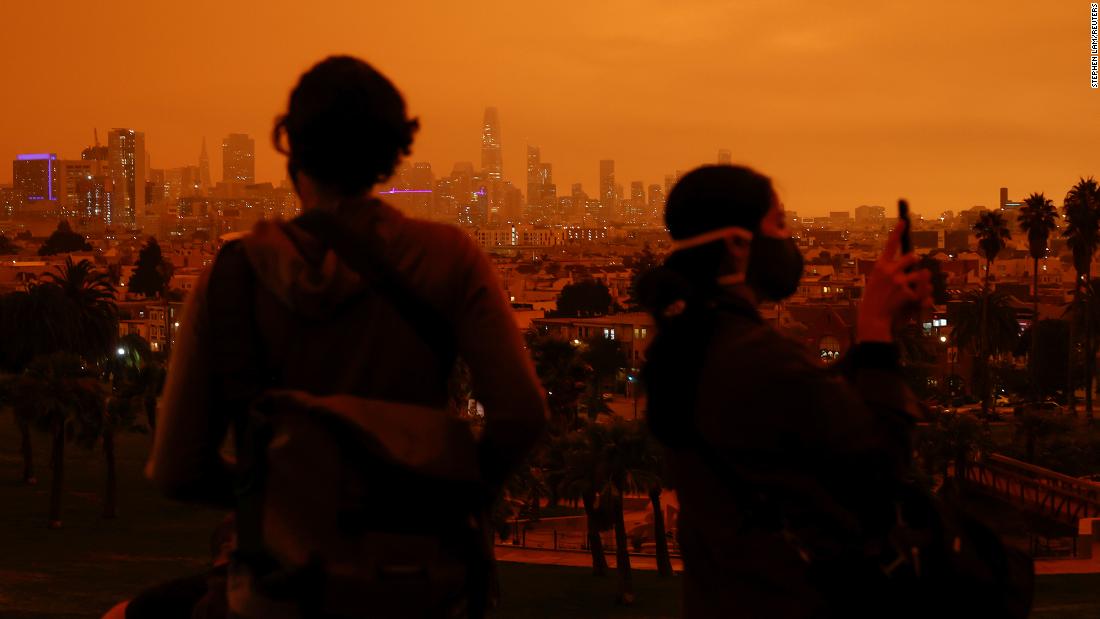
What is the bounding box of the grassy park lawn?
[0,421,1097,618]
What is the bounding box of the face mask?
[746,234,803,301]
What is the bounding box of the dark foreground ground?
[0,422,1096,618]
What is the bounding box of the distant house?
[531,312,655,368]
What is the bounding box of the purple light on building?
[16,153,55,161]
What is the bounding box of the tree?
[640,433,674,578]
[127,238,176,355]
[973,211,1011,416]
[99,334,158,517]
[951,290,1019,412]
[36,257,118,364]
[127,237,173,297]
[550,425,611,576]
[0,233,19,255]
[38,220,92,256]
[555,280,613,317]
[15,353,106,528]
[1018,193,1059,403]
[0,259,116,484]
[115,334,165,430]
[625,246,661,310]
[915,409,992,489]
[1063,178,1100,419]
[1021,320,1073,401]
[594,419,658,605]
[526,334,591,431]
[581,336,629,405]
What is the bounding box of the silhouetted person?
[145,56,547,618]
[642,165,932,618]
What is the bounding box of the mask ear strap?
[716,273,747,285]
[669,226,753,253]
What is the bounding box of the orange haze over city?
[1,0,1097,217]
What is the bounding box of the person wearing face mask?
[640,165,933,618]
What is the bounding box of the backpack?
[642,298,1033,619]
[207,208,493,618]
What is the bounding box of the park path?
[495,545,683,572]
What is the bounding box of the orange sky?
[1,1,1097,217]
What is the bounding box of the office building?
[481,107,502,181]
[222,133,255,184]
[854,205,885,224]
[107,128,146,227]
[13,153,59,203]
[599,160,616,219]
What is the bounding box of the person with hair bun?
[144,56,547,617]
[641,165,933,618]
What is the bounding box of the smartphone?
[898,199,912,255]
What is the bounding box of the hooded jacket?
[146,199,547,505]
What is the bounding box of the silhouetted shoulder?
[708,312,817,376]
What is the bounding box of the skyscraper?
[13,153,59,203]
[526,145,540,205]
[199,138,212,190]
[599,160,615,219]
[222,133,255,184]
[107,129,146,227]
[629,181,645,222]
[481,107,502,181]
[647,184,665,221]
[718,149,732,164]
[58,159,103,216]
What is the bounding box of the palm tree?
[526,333,592,431]
[15,353,106,528]
[552,426,611,576]
[951,290,1019,413]
[1063,178,1100,419]
[640,433,674,578]
[99,339,152,518]
[973,211,1011,415]
[593,419,659,605]
[36,257,118,365]
[1018,193,1059,402]
[116,333,163,430]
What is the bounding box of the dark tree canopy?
[128,238,172,298]
[0,234,19,255]
[555,280,613,317]
[583,336,629,381]
[626,246,661,310]
[38,220,92,256]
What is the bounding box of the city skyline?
[2,1,1098,217]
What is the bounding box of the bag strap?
[205,240,276,573]
[292,207,458,375]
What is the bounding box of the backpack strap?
[206,240,278,575]
[292,207,458,376]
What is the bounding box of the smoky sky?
[2,0,1097,217]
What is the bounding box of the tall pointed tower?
[198,137,212,190]
[480,107,502,181]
